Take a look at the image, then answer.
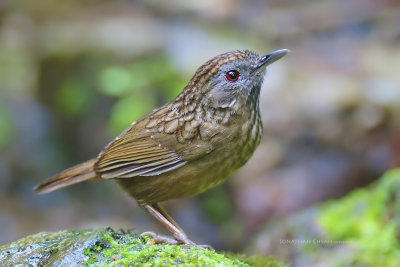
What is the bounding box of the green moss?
[82,231,264,267]
[0,228,284,266]
[224,253,286,267]
[317,168,400,266]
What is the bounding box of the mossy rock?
[317,168,400,266]
[0,227,284,266]
[249,168,400,267]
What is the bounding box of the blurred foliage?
[201,186,245,246]
[202,187,233,223]
[97,56,187,134]
[0,101,15,149]
[55,79,93,118]
[318,169,400,267]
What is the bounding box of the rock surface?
[0,227,283,266]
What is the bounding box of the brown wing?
[95,116,186,179]
[95,98,222,179]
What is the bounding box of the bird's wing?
[95,138,186,179]
[95,114,188,179]
[95,103,219,179]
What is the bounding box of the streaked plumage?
[34,49,289,246]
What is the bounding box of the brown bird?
[34,49,289,246]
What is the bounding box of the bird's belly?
[116,120,262,205]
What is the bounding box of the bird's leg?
[141,203,196,246]
[152,203,185,233]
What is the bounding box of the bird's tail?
[34,159,98,194]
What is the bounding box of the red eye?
[226,70,239,82]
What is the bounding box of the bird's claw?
[141,231,179,245]
[141,231,213,249]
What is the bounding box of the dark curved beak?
[256,49,290,70]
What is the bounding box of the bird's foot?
[142,231,179,245]
[141,231,213,249]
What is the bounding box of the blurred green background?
[1,0,400,265]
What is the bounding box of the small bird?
[34,49,289,246]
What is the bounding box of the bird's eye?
[226,70,240,82]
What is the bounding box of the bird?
[34,48,289,247]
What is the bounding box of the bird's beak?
[256,49,290,70]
